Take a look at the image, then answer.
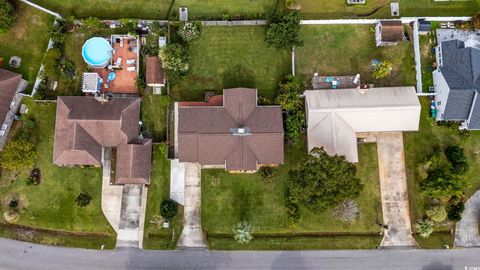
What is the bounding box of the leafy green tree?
[288,147,363,212]
[372,60,393,79]
[178,22,200,42]
[285,110,305,140]
[0,140,37,170]
[414,220,433,238]
[445,145,469,175]
[0,0,16,33]
[426,206,447,223]
[275,75,303,112]
[159,44,190,77]
[265,11,303,50]
[75,193,92,207]
[160,199,178,219]
[233,220,253,244]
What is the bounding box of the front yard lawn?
[202,138,383,249]
[0,2,54,93]
[171,26,291,101]
[143,144,183,249]
[0,98,115,248]
[296,25,416,88]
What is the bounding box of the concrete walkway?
[454,190,480,247]
[177,163,207,249]
[170,159,185,205]
[101,148,122,233]
[377,132,417,248]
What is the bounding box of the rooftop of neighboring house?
[53,96,151,184]
[305,86,420,162]
[0,68,23,125]
[378,20,404,42]
[146,56,165,86]
[176,88,284,171]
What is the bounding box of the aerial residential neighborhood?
[1,0,480,269]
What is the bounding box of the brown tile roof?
[0,69,22,124]
[115,138,152,184]
[177,88,284,171]
[380,20,404,42]
[146,56,165,85]
[53,97,152,184]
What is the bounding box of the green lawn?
[298,0,479,18]
[143,144,183,249]
[0,98,115,248]
[419,22,439,92]
[296,25,416,88]
[171,26,291,101]
[0,2,54,93]
[202,138,383,249]
[141,94,170,142]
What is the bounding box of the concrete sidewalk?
[376,132,417,248]
[177,163,207,249]
[101,148,122,233]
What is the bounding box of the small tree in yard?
[0,0,16,33]
[288,147,363,213]
[276,75,305,140]
[372,60,393,79]
[265,11,303,50]
[160,199,178,219]
[445,145,469,175]
[159,44,190,78]
[447,196,465,222]
[178,22,200,42]
[0,140,37,170]
[75,193,92,207]
[233,220,253,244]
[285,110,305,140]
[414,220,433,238]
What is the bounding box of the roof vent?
[230,127,251,136]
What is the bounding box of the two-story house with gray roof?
[433,38,480,129]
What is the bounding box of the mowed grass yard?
[202,138,383,250]
[0,2,54,93]
[296,25,416,88]
[141,94,170,142]
[0,98,115,248]
[171,26,291,101]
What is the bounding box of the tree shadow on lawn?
[223,65,256,90]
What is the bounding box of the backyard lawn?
[141,94,170,142]
[0,98,115,248]
[0,2,54,93]
[171,26,291,101]
[202,138,383,249]
[296,24,416,88]
[143,144,183,250]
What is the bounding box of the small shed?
[418,19,432,35]
[146,56,165,94]
[375,20,404,47]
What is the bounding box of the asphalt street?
[1,238,480,270]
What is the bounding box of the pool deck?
[96,36,139,94]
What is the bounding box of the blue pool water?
[82,37,113,67]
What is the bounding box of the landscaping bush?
[159,44,190,79]
[15,117,36,142]
[288,147,363,213]
[75,193,92,207]
[177,22,201,42]
[420,152,465,199]
[445,145,469,175]
[0,140,37,170]
[285,111,305,141]
[414,220,433,238]
[233,220,253,244]
[3,209,19,223]
[9,199,18,209]
[447,197,465,222]
[0,0,16,33]
[160,199,177,219]
[333,199,359,223]
[265,11,303,50]
[426,206,447,223]
[29,168,41,185]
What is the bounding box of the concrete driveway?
[454,190,480,247]
[376,132,417,248]
[177,162,207,249]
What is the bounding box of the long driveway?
[1,237,479,270]
[455,190,480,247]
[377,132,417,248]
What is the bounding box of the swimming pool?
[82,37,113,68]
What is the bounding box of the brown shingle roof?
[115,138,152,184]
[177,88,284,171]
[0,69,22,124]
[146,56,165,85]
[53,97,152,184]
[380,20,404,42]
